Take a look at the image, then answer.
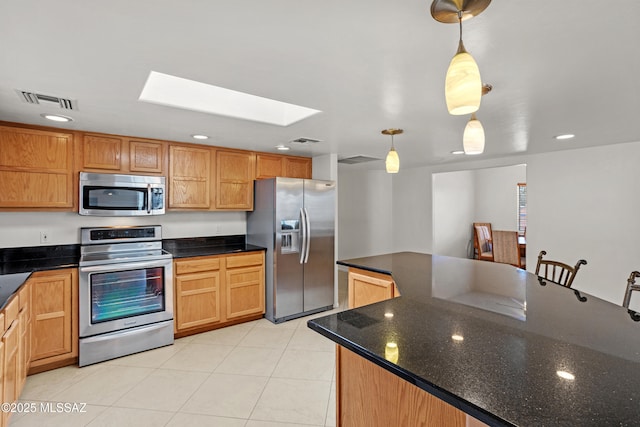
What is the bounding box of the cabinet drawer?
[226,252,264,269]
[4,295,19,330]
[175,257,221,275]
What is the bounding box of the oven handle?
[80,259,171,273]
[80,321,171,343]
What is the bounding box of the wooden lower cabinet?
[2,298,19,426]
[348,268,400,309]
[336,345,486,427]
[174,257,222,331]
[28,269,78,373]
[174,251,265,337]
[17,283,31,396]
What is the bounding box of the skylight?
[138,71,321,126]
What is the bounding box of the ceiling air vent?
[16,90,78,110]
[338,155,382,164]
[290,137,321,144]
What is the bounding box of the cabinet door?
[30,269,77,364]
[2,319,19,421]
[169,145,211,209]
[175,271,222,330]
[348,268,395,309]
[283,157,312,179]
[225,252,265,320]
[0,125,73,209]
[129,139,165,174]
[216,149,254,210]
[255,154,283,179]
[82,134,124,171]
[17,283,31,397]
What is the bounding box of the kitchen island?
[308,252,640,426]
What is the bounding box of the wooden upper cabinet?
[283,156,312,179]
[255,154,284,179]
[81,134,165,175]
[255,153,312,179]
[169,144,212,209]
[0,125,74,209]
[82,134,124,171]
[216,149,254,210]
[129,139,164,173]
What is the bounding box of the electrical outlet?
[40,231,49,243]
[216,225,222,235]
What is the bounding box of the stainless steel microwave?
[79,172,165,216]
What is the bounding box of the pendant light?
[463,113,484,154]
[431,0,491,115]
[463,84,491,155]
[382,128,402,174]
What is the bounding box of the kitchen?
[1,0,640,426]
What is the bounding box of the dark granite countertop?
[309,252,640,426]
[162,235,266,258]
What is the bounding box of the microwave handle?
[147,184,152,214]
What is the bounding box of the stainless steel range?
[78,225,174,367]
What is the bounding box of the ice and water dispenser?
[280,219,300,254]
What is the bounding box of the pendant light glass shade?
[463,113,484,155]
[386,147,399,173]
[445,40,482,115]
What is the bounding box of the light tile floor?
[10,271,349,427]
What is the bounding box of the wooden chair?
[473,223,493,261]
[534,250,587,288]
[492,230,523,268]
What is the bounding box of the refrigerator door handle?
[304,207,311,263]
[299,207,306,264]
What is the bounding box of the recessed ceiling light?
[139,71,322,126]
[191,134,209,140]
[275,145,290,151]
[451,150,465,155]
[41,113,73,122]
[554,134,575,140]
[451,334,464,342]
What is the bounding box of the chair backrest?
[492,230,521,268]
[622,271,640,309]
[473,223,493,261]
[535,250,587,288]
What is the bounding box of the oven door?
[79,258,173,338]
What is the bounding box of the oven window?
[90,267,165,323]
[83,186,148,211]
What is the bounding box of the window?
[517,183,527,235]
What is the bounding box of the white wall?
[337,168,393,260]
[432,170,475,258]
[527,142,640,306]
[0,211,247,248]
[474,164,527,231]
[339,140,640,306]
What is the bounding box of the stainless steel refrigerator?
[247,177,335,323]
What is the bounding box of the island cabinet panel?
[216,149,254,210]
[174,251,265,337]
[169,144,212,209]
[82,134,124,171]
[255,154,284,179]
[348,268,399,309]
[29,269,78,374]
[283,156,312,179]
[2,317,19,427]
[17,283,31,397]
[0,125,74,209]
[336,345,469,427]
[225,252,265,320]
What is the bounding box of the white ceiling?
[1,1,639,171]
